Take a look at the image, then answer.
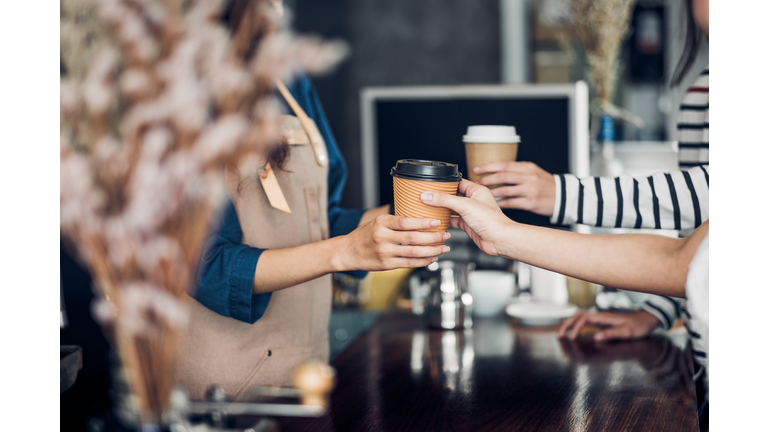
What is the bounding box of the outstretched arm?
[422,179,709,298]
[252,214,448,293]
[489,218,707,297]
[196,200,447,323]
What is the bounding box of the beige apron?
[176,90,332,402]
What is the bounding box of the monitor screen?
[361,83,589,228]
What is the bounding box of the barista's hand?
[337,215,450,272]
[420,179,512,257]
[474,161,556,216]
[558,310,660,341]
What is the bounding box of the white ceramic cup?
[468,270,516,317]
[529,266,569,305]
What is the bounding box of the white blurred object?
[610,141,679,176]
[595,290,638,311]
[539,0,573,26]
[591,142,625,178]
[529,266,568,305]
[623,290,651,304]
[500,0,531,84]
[513,261,531,293]
[506,300,578,326]
[468,270,516,317]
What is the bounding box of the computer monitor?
[360,82,590,228]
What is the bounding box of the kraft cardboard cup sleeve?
[391,159,461,244]
[463,125,521,184]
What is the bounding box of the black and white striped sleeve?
[677,69,709,168]
[551,165,708,230]
[641,295,683,331]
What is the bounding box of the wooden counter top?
[279,311,699,431]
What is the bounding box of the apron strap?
[274,80,329,167]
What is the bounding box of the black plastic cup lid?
[390,159,462,182]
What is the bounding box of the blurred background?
[61,1,709,429]
[285,0,708,209]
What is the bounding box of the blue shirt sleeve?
[193,200,272,324]
[194,75,367,324]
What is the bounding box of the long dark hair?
[671,0,704,87]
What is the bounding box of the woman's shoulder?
[679,66,709,110]
[688,66,709,91]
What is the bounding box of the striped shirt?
[551,68,709,231]
[642,67,709,369]
[551,66,710,368]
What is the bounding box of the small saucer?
[505,300,579,326]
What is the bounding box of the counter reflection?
[410,328,475,397]
[409,316,520,400]
[560,335,693,431]
[293,313,698,432]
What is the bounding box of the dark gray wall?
[290,0,501,209]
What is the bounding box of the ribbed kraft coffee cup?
[391,159,461,245]
[463,125,521,184]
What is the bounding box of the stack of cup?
[463,125,521,185]
[391,159,462,245]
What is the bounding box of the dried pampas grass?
[60,0,348,422]
[552,0,644,133]
[564,0,636,106]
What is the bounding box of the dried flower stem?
[61,0,348,420]
[558,0,636,108]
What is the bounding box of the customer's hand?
[338,214,450,271]
[420,179,512,257]
[558,310,660,342]
[473,161,556,216]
